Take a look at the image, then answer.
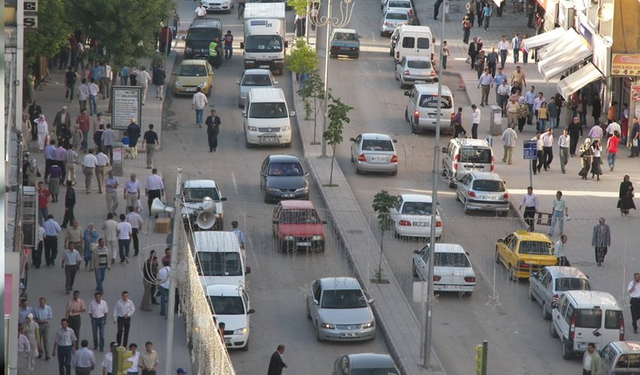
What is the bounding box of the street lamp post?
[309,0,355,158]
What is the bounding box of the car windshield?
[244,35,283,53]
[362,139,393,152]
[401,202,432,215]
[321,289,367,309]
[183,187,219,202]
[434,252,471,267]
[518,240,553,255]
[178,65,207,77]
[576,308,602,329]
[388,1,411,7]
[386,12,408,20]
[472,179,505,192]
[280,209,320,224]
[351,369,399,375]
[268,162,303,176]
[242,74,272,86]
[333,32,358,41]
[249,102,288,118]
[555,277,591,292]
[208,295,245,315]
[407,60,432,69]
[418,95,453,109]
[458,148,492,163]
[187,28,220,41]
[196,251,242,277]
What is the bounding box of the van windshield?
[245,35,283,53]
[249,102,288,118]
[196,252,242,277]
[187,28,221,41]
[576,308,602,329]
[418,95,452,109]
[458,147,492,163]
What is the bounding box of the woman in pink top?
[607,130,620,171]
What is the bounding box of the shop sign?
[612,54,640,76]
[630,85,640,102]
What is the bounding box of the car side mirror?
[245,266,251,274]
[367,298,375,304]
[289,111,296,117]
[497,239,504,243]
[441,147,447,153]
[242,111,247,118]
[182,36,186,40]
[551,301,558,309]
[413,250,420,254]
[532,272,539,279]
[349,137,355,142]
[321,220,327,224]
[358,35,362,38]
[220,197,227,201]
[432,37,436,44]
[404,91,410,96]
[236,81,240,85]
[303,172,309,177]
[393,139,398,143]
[273,81,278,84]
[314,299,319,305]
[240,42,245,49]
[247,308,256,314]
[466,252,470,256]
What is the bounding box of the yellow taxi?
[173,59,215,97]
[495,230,556,281]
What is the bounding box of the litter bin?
[112,146,124,176]
[489,105,503,136]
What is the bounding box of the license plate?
[184,88,196,92]
[371,156,387,163]
[415,80,426,83]
[413,222,427,226]
[341,332,359,338]
[260,135,278,144]
[576,343,585,350]
[282,193,295,198]
[296,242,311,247]
[440,285,457,289]
[259,65,270,69]
[340,47,350,50]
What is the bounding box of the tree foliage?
[24,0,71,67]
[286,38,317,75]
[372,190,398,282]
[323,95,352,186]
[66,0,172,67]
[287,0,310,15]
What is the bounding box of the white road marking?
[232,172,239,194]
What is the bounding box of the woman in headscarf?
[617,175,636,216]
[578,138,592,180]
[591,139,603,180]
[34,114,48,151]
[517,96,529,132]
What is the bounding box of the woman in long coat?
[618,175,636,216]
[578,138,592,180]
[34,114,49,151]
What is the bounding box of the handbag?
[465,56,471,64]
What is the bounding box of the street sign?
[523,140,537,160]
[24,15,38,28]
[24,0,38,12]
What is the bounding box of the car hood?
[176,75,209,87]
[214,313,248,332]
[318,307,373,324]
[277,223,325,237]
[248,118,290,127]
[265,176,307,189]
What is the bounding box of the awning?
[537,29,592,80]
[557,63,603,99]
[520,27,566,51]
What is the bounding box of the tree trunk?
[329,144,336,185]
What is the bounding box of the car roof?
[193,231,241,253]
[279,200,315,209]
[396,25,432,33]
[346,353,396,369]
[562,290,620,309]
[180,59,210,67]
[360,133,393,141]
[608,341,640,353]
[190,17,222,28]
[205,284,244,297]
[543,266,588,279]
[399,194,433,203]
[247,87,286,102]
[319,277,362,290]
[243,69,272,75]
[448,137,491,147]
[413,83,453,96]
[466,172,503,181]
[183,179,217,188]
[266,154,302,163]
[333,28,357,34]
[431,243,466,254]
[384,9,409,16]
[513,230,552,243]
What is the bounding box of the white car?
[206,284,254,350]
[412,243,476,296]
[381,10,410,37]
[201,0,235,12]
[236,69,277,108]
[391,194,442,238]
[181,180,227,230]
[394,56,437,88]
[383,0,413,19]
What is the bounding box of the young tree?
[372,191,398,283]
[287,0,310,16]
[24,0,71,67]
[286,38,317,80]
[297,69,324,143]
[323,95,353,186]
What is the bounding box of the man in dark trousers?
[205,109,221,152]
[567,116,582,156]
[127,118,141,159]
[267,344,287,375]
[61,181,76,228]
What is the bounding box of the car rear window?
[458,147,491,163]
[242,74,272,86]
[280,209,320,224]
[417,37,430,49]
[555,277,591,292]
[471,179,505,192]
[333,32,358,41]
[386,12,408,20]
[418,94,453,109]
[576,308,602,329]
[605,309,622,329]
[401,202,432,215]
[388,1,411,7]
[407,60,432,69]
[196,252,242,277]
[518,240,553,255]
[268,162,303,176]
[362,139,393,151]
[434,252,470,268]
[351,369,399,375]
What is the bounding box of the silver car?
[529,266,591,320]
[306,277,376,342]
[333,354,399,375]
[394,56,437,88]
[380,10,410,37]
[350,133,398,175]
[455,172,509,215]
[236,69,277,108]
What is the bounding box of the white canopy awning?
[537,29,592,80]
[557,63,603,99]
[520,27,567,51]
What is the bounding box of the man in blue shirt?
[493,68,506,103]
[34,297,54,360]
[43,214,62,266]
[90,61,102,83]
[44,139,57,176]
[524,86,537,125]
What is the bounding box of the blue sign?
[524,140,538,160]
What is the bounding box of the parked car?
[236,69,277,108]
[529,266,591,320]
[404,83,455,134]
[600,341,640,374]
[173,60,215,97]
[272,200,326,253]
[395,56,436,88]
[383,0,413,20]
[201,0,235,12]
[455,172,509,215]
[330,28,361,59]
[441,138,493,187]
[306,277,376,341]
[260,155,309,203]
[205,284,254,350]
[412,243,476,296]
[181,179,227,230]
[381,10,410,37]
[495,230,557,281]
[349,133,398,175]
[390,194,442,238]
[333,353,399,375]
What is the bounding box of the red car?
[272,200,327,253]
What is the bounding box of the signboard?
[631,85,640,102]
[612,54,640,76]
[24,15,38,28]
[24,0,38,11]
[524,140,538,159]
[111,86,142,130]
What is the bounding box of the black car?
[184,17,223,67]
[260,155,309,203]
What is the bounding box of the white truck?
[240,3,287,75]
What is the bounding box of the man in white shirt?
[533,92,545,128]
[553,235,568,266]
[582,343,601,375]
[501,126,517,165]
[125,206,144,257]
[137,67,152,105]
[558,128,570,174]
[477,68,493,107]
[126,343,141,375]
[65,145,79,185]
[72,339,95,375]
[606,121,621,138]
[145,168,165,213]
[101,63,113,100]
[113,291,135,347]
[629,273,640,333]
[101,342,117,375]
[497,36,509,69]
[157,259,171,317]
[102,213,119,264]
[471,104,481,139]
[194,2,207,18]
[77,79,89,115]
[117,214,133,263]
[532,132,544,174]
[524,86,537,125]
[124,174,141,211]
[105,170,120,216]
[95,150,109,194]
[541,128,554,171]
[519,186,538,231]
[62,243,83,294]
[192,87,208,128]
[88,292,108,352]
[81,150,98,193]
[88,78,100,116]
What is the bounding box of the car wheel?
[411,261,418,277]
[528,288,535,301]
[245,138,254,148]
[389,48,394,56]
[275,239,282,253]
[464,292,473,297]
[549,321,559,338]
[350,153,354,163]
[355,165,362,174]
[455,191,461,202]
[316,242,325,253]
[542,302,552,320]
[390,170,397,176]
[306,304,311,320]
[238,102,243,108]
[315,324,323,341]
[263,191,270,204]
[508,265,517,282]
[330,53,336,58]
[463,202,470,214]
[562,340,573,360]
[380,31,385,37]
[395,72,399,81]
[205,88,211,97]
[411,121,418,134]
[495,249,500,264]
[354,54,359,59]
[404,109,410,122]
[394,229,400,238]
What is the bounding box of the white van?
[550,291,624,359]
[205,284,255,350]
[404,83,454,133]
[391,25,433,63]
[441,138,494,187]
[244,88,295,148]
[192,231,250,288]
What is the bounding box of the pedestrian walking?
[126,206,144,256]
[22,314,40,374]
[141,251,158,312]
[537,102,549,133]
[607,130,620,171]
[34,297,53,360]
[591,139,603,180]
[486,48,498,77]
[125,344,140,375]
[145,169,165,213]
[103,213,119,264]
[83,224,99,268]
[38,182,51,224]
[53,318,77,375]
[467,38,479,69]
[140,341,159,375]
[113,291,135,347]
[192,88,208,128]
[101,342,117,375]
[582,343,602,375]
[442,41,449,69]
[474,51,486,79]
[77,79,89,113]
[578,138,593,180]
[90,239,111,294]
[548,191,568,237]
[205,109,221,152]
[81,150,97,193]
[519,186,538,232]
[117,214,133,263]
[517,97,529,132]
[65,219,83,253]
[591,217,611,266]
[43,215,62,266]
[267,344,288,375]
[176,368,187,375]
[47,164,63,202]
[88,79,100,116]
[53,106,72,141]
[18,330,31,375]
[630,117,640,157]
[159,25,173,55]
[105,170,120,215]
[121,65,130,85]
[157,259,171,317]
[138,67,152,105]
[65,291,86,347]
[65,144,79,185]
[558,128,570,174]
[478,68,492,106]
[461,16,472,45]
[194,2,207,18]
[498,80,511,117]
[127,118,142,159]
[95,150,109,194]
[540,128,554,170]
[124,174,142,211]
[102,63,113,100]
[471,104,480,139]
[61,182,76,228]
[143,124,159,169]
[72,340,95,375]
[629,273,640,334]
[553,235,570,266]
[568,117,581,156]
[102,124,116,163]
[588,123,603,147]
[497,36,509,68]
[88,292,108,352]
[509,66,526,94]
[511,33,519,63]
[223,30,234,60]
[501,126,517,165]
[130,67,139,86]
[618,175,636,216]
[62,243,82,293]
